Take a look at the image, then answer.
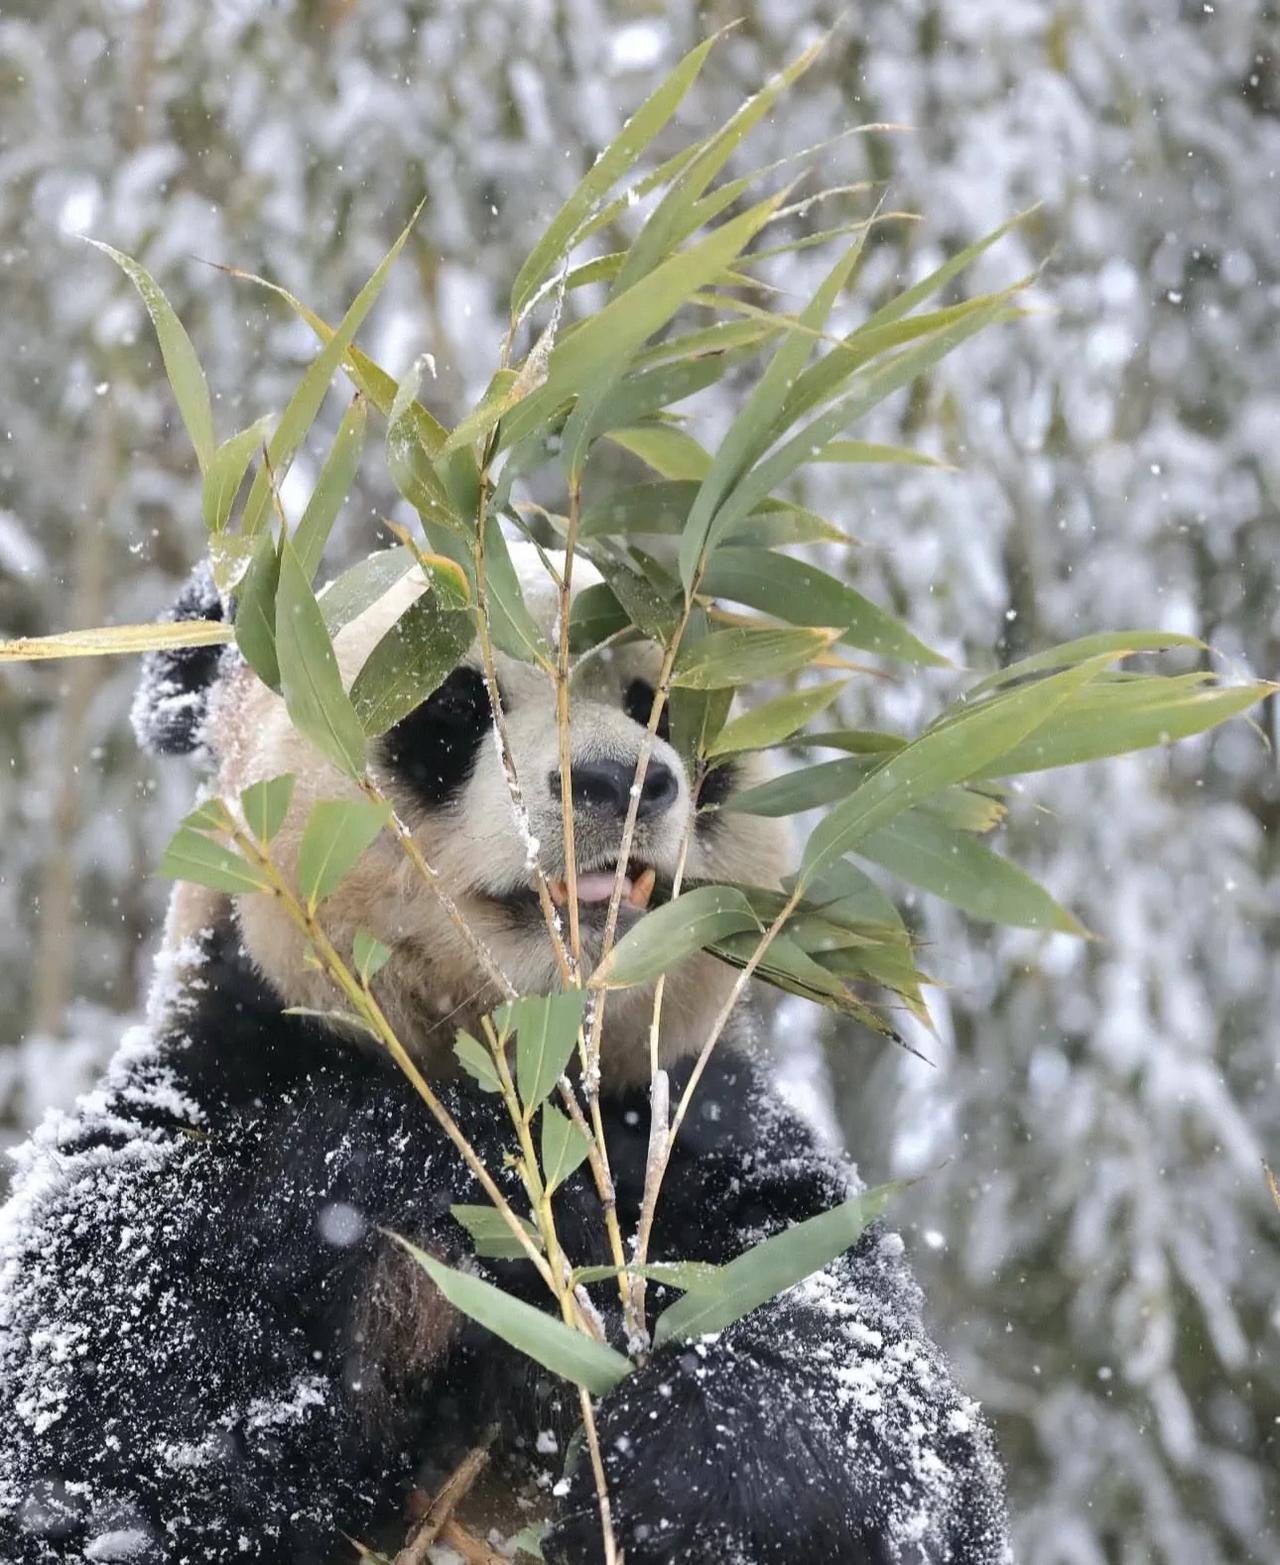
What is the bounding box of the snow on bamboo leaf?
[392,1236,632,1396]
[591,886,761,990]
[652,1182,903,1347]
[295,799,390,911]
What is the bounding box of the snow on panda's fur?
[0,546,1009,1564]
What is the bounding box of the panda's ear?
[131,559,233,758]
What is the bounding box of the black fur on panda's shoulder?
[130,559,232,758]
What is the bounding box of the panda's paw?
[131,559,230,757]
[541,1341,880,1565]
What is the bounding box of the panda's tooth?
[548,876,569,906]
[631,866,657,909]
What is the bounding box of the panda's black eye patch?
[382,666,491,810]
[623,678,670,742]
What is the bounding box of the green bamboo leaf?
[709,929,899,1033]
[679,228,871,592]
[800,656,1115,888]
[293,394,368,582]
[631,316,780,371]
[318,547,417,637]
[219,262,449,455]
[792,859,907,934]
[157,826,270,896]
[702,299,1016,557]
[592,886,760,989]
[612,38,825,293]
[494,991,590,1113]
[700,549,946,667]
[392,1237,632,1395]
[587,350,758,438]
[605,425,712,480]
[182,798,233,832]
[858,812,1084,933]
[771,289,1028,447]
[276,539,368,777]
[567,582,631,654]
[0,620,231,662]
[672,625,838,691]
[202,414,275,533]
[349,589,474,737]
[582,544,678,642]
[790,728,906,755]
[727,756,871,817]
[240,773,295,844]
[353,928,391,983]
[500,190,789,453]
[706,681,848,758]
[919,786,1005,832]
[295,798,390,910]
[441,368,521,456]
[386,360,462,529]
[235,532,283,689]
[482,516,552,666]
[540,1104,592,1193]
[451,1204,544,1261]
[653,1183,901,1347]
[510,32,720,320]
[240,201,425,538]
[454,1030,503,1095]
[580,480,848,548]
[88,240,215,472]
[974,679,1271,777]
[965,630,1205,700]
[859,207,1036,334]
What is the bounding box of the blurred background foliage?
[0,1,1277,1559]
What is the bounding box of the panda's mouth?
[491,857,663,923]
[546,860,658,912]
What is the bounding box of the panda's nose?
[550,759,678,821]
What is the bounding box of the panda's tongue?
[576,870,627,904]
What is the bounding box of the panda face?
[210,545,789,1081]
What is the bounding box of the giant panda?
[0,543,1009,1564]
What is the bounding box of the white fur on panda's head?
[157,543,789,1083]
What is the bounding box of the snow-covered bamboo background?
[0,3,1276,1559]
